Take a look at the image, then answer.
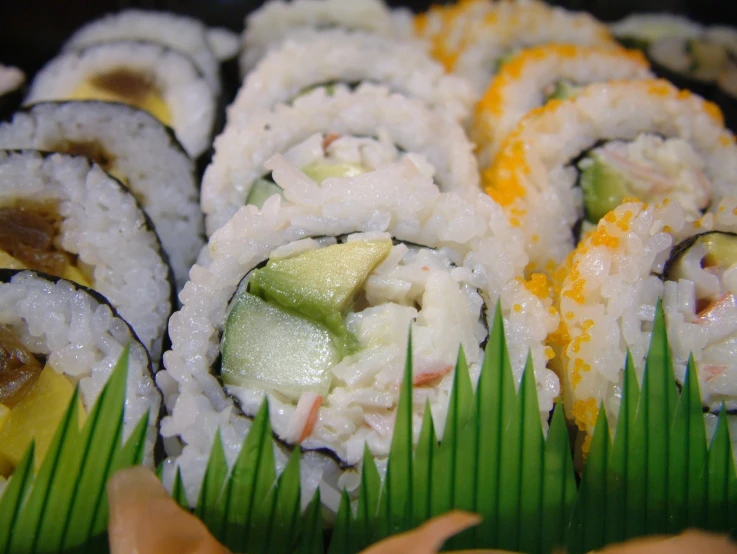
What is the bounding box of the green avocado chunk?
[579,153,632,224]
[667,231,737,282]
[221,290,338,399]
[246,177,283,209]
[302,162,366,184]
[249,239,393,354]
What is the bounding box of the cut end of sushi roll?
[62,9,222,96]
[203,83,479,236]
[0,149,174,362]
[160,156,559,508]
[0,101,204,291]
[25,41,216,158]
[0,269,161,477]
[483,79,737,274]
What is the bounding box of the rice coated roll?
[227,29,475,126]
[483,79,737,274]
[448,0,617,94]
[159,156,559,508]
[0,269,161,487]
[0,150,173,362]
[25,41,216,158]
[472,45,653,166]
[0,101,204,292]
[203,83,480,235]
[553,199,737,458]
[61,9,222,96]
[240,0,412,74]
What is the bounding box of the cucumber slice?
[221,291,337,399]
[249,239,392,354]
[546,80,583,101]
[246,178,283,209]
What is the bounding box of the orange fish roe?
[572,397,599,432]
[547,319,570,347]
[544,346,555,360]
[646,80,676,98]
[563,279,586,304]
[548,306,557,315]
[590,227,620,248]
[524,273,550,299]
[581,433,593,456]
[513,303,523,313]
[733,208,737,217]
[720,134,734,147]
[615,211,633,232]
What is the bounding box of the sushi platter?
[0,0,737,552]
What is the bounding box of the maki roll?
[471,45,653,166]
[25,41,216,159]
[159,156,559,508]
[0,101,204,291]
[0,150,173,361]
[240,0,412,74]
[61,9,223,96]
[483,79,737,273]
[0,269,160,487]
[553,199,737,458]
[202,83,479,235]
[227,29,475,126]
[446,0,617,94]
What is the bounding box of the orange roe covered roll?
[471,44,653,167]
[552,199,737,459]
[482,79,737,275]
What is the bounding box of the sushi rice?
[203,83,480,235]
[483,79,737,274]
[472,44,653,166]
[25,41,216,159]
[227,28,475,126]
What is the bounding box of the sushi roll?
[553,198,737,458]
[159,156,559,508]
[448,0,617,94]
[472,44,653,166]
[202,83,480,235]
[239,0,412,74]
[61,9,223,96]
[0,101,204,292]
[226,29,475,126]
[413,0,497,73]
[610,13,703,51]
[483,79,737,274]
[0,269,160,484]
[24,41,216,159]
[0,150,173,362]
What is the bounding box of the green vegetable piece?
[579,153,632,223]
[546,80,583,101]
[249,239,392,354]
[302,162,366,184]
[246,178,283,209]
[665,231,737,283]
[221,291,338,399]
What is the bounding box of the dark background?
[2,0,737,79]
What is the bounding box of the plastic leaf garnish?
[0,346,149,554]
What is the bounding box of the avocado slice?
[302,162,365,184]
[221,290,338,399]
[665,231,737,283]
[578,152,632,223]
[246,177,284,209]
[249,239,392,354]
